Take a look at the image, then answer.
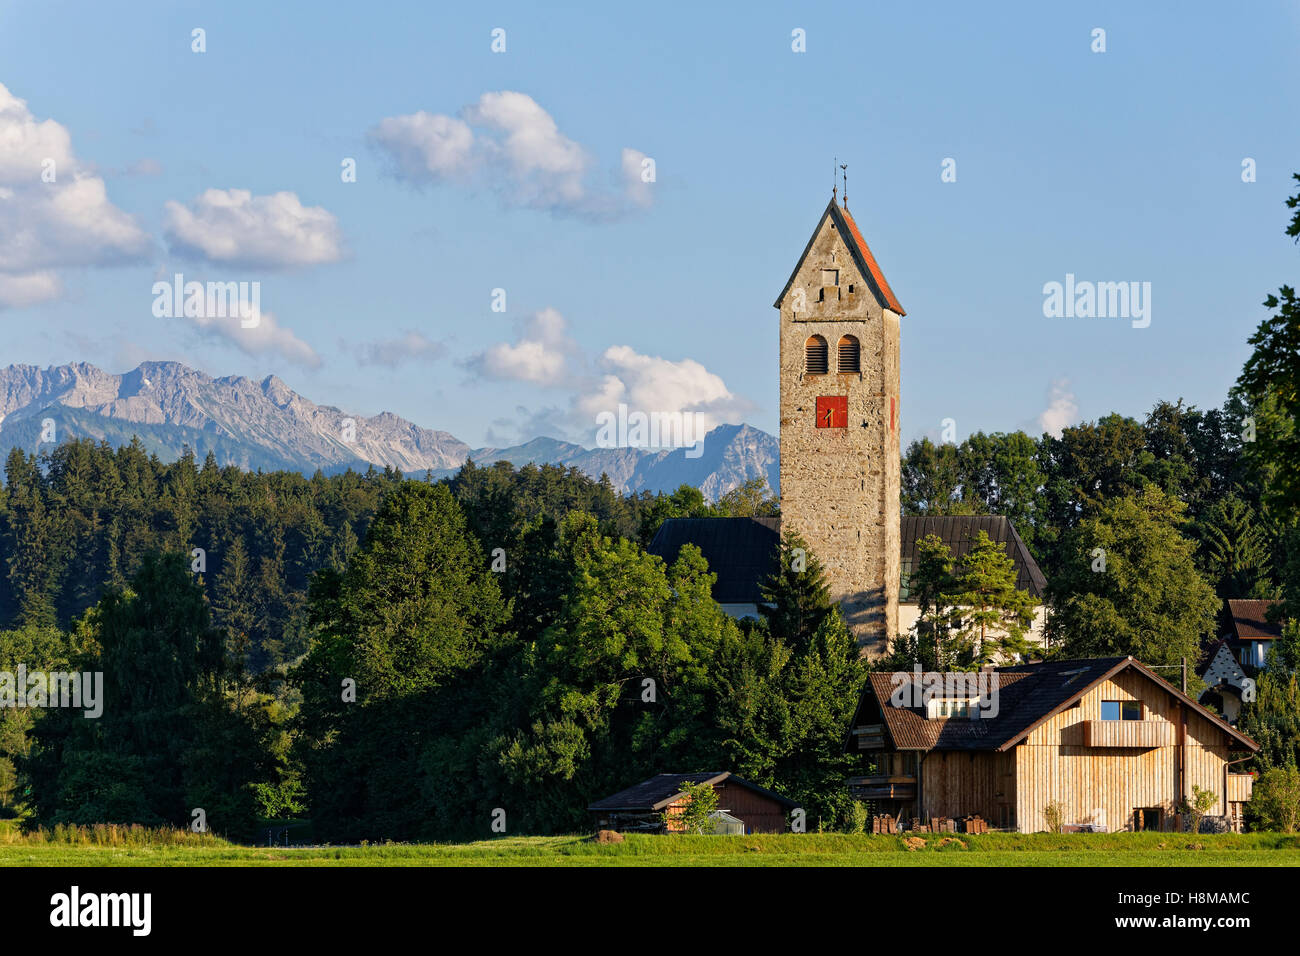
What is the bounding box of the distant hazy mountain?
[0,361,778,498]
[460,423,779,498]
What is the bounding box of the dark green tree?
[947,530,1039,662]
[759,531,833,652]
[24,553,262,838]
[1046,487,1218,670]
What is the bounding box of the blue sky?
[1,0,1298,449]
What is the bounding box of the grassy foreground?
[1,826,1299,866]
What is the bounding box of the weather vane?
[832,156,838,202]
[841,163,848,209]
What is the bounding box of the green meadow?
[1,825,1298,867]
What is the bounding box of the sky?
[1,0,1298,450]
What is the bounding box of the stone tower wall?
[776,206,901,656]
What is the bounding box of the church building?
[648,193,1045,658]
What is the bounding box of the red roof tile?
[1228,599,1284,641]
[774,199,907,316]
[837,204,906,315]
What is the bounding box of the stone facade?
[775,200,902,656]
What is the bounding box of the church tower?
[775,195,904,656]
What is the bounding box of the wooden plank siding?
[1227,773,1254,802]
[1014,671,1233,832]
[662,781,791,834]
[918,751,1016,828]
[1083,719,1173,748]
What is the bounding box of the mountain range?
[0,361,778,498]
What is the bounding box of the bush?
[1179,785,1218,835]
[1,823,224,847]
[1250,765,1300,832]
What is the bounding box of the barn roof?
[900,515,1046,599]
[774,199,906,315]
[1228,599,1284,641]
[646,516,779,604]
[588,772,799,812]
[852,657,1258,754]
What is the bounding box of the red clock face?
[816,395,847,428]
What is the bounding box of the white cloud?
[577,345,752,436]
[368,111,474,182]
[183,306,321,370]
[464,91,589,208]
[370,91,651,220]
[0,270,60,309]
[466,307,752,446]
[0,82,150,302]
[164,188,344,269]
[355,329,445,368]
[1037,379,1079,437]
[466,307,579,385]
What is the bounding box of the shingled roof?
[851,657,1258,753]
[646,516,779,604]
[587,772,798,812]
[1228,599,1284,641]
[901,515,1047,599]
[774,199,906,315]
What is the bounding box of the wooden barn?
[847,656,1258,833]
[588,772,798,834]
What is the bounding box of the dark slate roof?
[647,517,780,604]
[860,670,1036,750]
[853,657,1258,753]
[774,199,906,315]
[1228,599,1284,641]
[900,515,1046,599]
[587,772,798,812]
[649,514,1046,608]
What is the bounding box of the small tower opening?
[804,335,828,375]
[838,335,860,373]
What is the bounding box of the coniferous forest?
[1,177,1299,842]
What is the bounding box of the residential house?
[1197,638,1249,724]
[1227,599,1285,670]
[846,656,1258,832]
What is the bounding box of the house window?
[927,698,976,719]
[1101,700,1142,721]
[837,335,860,373]
[804,335,828,375]
[821,269,839,287]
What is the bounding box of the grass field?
[2,827,1299,866]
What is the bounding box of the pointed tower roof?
[773,199,906,315]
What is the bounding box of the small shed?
[707,811,746,835]
[588,772,799,834]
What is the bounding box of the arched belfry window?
[804,335,828,375]
[838,335,860,373]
